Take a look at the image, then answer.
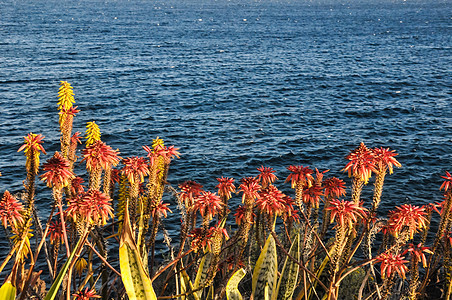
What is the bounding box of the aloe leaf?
[252,234,278,300]
[193,251,212,299]
[274,234,300,300]
[44,233,85,300]
[226,268,246,300]
[0,280,16,300]
[119,201,157,300]
[180,269,199,300]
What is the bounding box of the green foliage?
[226,268,246,300]
[0,281,16,300]
[119,201,157,300]
[252,234,278,300]
[274,233,300,300]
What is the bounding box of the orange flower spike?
[71,177,86,196]
[216,177,236,200]
[67,189,114,226]
[403,243,433,267]
[440,171,452,192]
[179,181,203,208]
[326,199,367,229]
[388,204,428,239]
[373,147,402,174]
[193,191,224,220]
[82,140,121,171]
[234,205,248,226]
[18,133,46,174]
[375,252,409,279]
[73,287,101,300]
[156,202,172,218]
[58,106,80,130]
[256,185,286,217]
[257,166,278,187]
[239,177,261,203]
[343,142,377,184]
[323,177,346,198]
[121,157,150,185]
[0,191,24,229]
[47,219,66,244]
[302,184,324,208]
[40,152,75,189]
[285,165,314,188]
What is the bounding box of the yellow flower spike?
[85,121,101,147]
[152,137,164,150]
[58,81,75,111]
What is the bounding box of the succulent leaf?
[274,234,300,300]
[119,201,157,300]
[226,268,246,300]
[252,234,278,300]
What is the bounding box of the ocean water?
[0,0,451,270]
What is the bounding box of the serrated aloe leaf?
[252,234,278,300]
[180,269,199,300]
[226,268,246,300]
[274,234,300,300]
[193,251,212,299]
[119,201,157,300]
[0,281,16,300]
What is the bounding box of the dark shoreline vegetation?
[0,82,451,300]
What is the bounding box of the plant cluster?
[0,82,451,300]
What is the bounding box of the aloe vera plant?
[119,201,157,300]
[252,234,278,299]
[274,233,300,300]
[226,268,246,300]
[0,280,16,300]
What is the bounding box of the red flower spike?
[388,204,427,239]
[302,184,324,208]
[0,191,24,229]
[326,199,367,229]
[67,189,114,226]
[110,169,121,184]
[440,171,452,192]
[73,287,101,300]
[257,166,278,187]
[18,133,46,155]
[402,243,433,268]
[82,140,121,171]
[40,152,75,189]
[193,191,224,220]
[179,181,204,208]
[373,147,402,174]
[121,157,150,185]
[239,177,261,203]
[189,227,213,253]
[216,177,236,200]
[71,177,86,196]
[323,177,346,198]
[256,185,286,217]
[156,202,172,218]
[343,142,376,184]
[285,165,314,188]
[375,252,409,279]
[314,168,329,185]
[234,205,255,226]
[71,131,82,145]
[47,219,66,244]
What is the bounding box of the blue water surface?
[0,0,451,273]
